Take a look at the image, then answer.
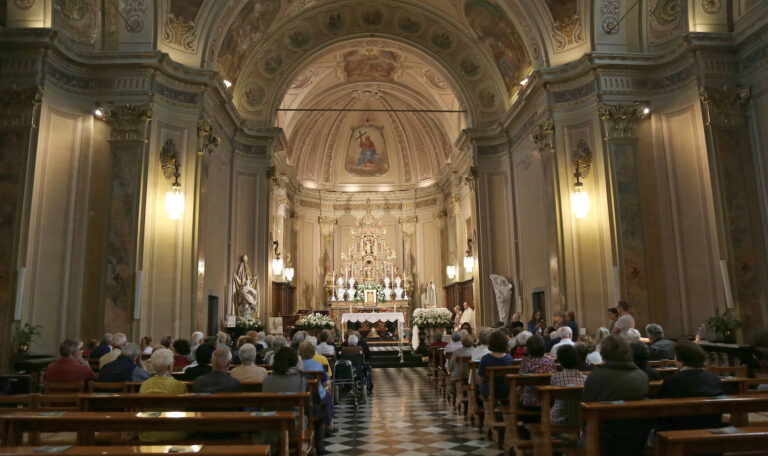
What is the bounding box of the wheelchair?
[333,355,371,406]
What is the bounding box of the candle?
[720,260,734,309]
[13,267,25,321]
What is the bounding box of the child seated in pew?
[550,345,586,427]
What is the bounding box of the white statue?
[233,255,259,319]
[394,276,404,300]
[490,274,514,323]
[424,279,437,308]
[347,277,357,301]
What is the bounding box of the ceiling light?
[93,106,105,119]
[642,106,650,115]
[223,80,232,88]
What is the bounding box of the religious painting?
[269,317,283,335]
[464,0,532,99]
[343,49,399,80]
[345,124,390,177]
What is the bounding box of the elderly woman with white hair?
[626,328,642,343]
[139,348,188,442]
[511,331,533,359]
[188,331,204,361]
[230,343,268,382]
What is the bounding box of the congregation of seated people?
[36,327,361,454]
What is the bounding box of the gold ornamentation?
[572,139,592,180]
[702,0,721,14]
[553,15,584,51]
[163,13,197,51]
[464,166,478,191]
[197,119,220,156]
[531,119,555,155]
[699,86,750,127]
[598,103,647,138]
[159,139,180,181]
[0,86,43,130]
[102,103,152,141]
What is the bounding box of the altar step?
[367,343,427,368]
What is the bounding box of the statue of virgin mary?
[424,279,437,308]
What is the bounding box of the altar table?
[341,312,406,363]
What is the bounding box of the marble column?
[530,119,565,313]
[0,87,42,370]
[700,86,768,341]
[599,103,650,323]
[191,119,219,331]
[102,103,152,337]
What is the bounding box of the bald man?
[192,348,242,393]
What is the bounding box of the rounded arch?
[202,0,537,127]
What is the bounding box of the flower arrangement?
[235,316,263,332]
[354,283,387,303]
[297,313,335,329]
[412,308,453,329]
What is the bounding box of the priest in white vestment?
[459,302,475,330]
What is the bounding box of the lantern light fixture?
[159,139,185,220]
[463,239,474,273]
[446,264,456,280]
[284,253,294,282]
[570,138,592,220]
[272,240,284,276]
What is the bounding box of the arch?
[200,0,540,127]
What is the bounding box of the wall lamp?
[272,240,284,276]
[446,264,456,280]
[159,139,184,220]
[463,239,474,273]
[571,139,592,219]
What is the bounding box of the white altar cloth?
[341,312,406,362]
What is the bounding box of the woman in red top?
[172,339,192,370]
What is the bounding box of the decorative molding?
[163,13,197,52]
[551,80,597,103]
[553,14,584,52]
[530,119,555,156]
[699,86,751,127]
[600,0,620,34]
[571,139,592,180]
[155,83,200,105]
[702,0,721,14]
[414,197,438,209]
[121,0,148,33]
[318,216,337,235]
[102,103,152,141]
[197,119,220,157]
[0,86,43,129]
[13,0,34,10]
[598,103,647,138]
[159,139,180,181]
[464,166,478,191]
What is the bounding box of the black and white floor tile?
[325,367,503,456]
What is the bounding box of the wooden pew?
[453,355,472,416]
[707,365,748,377]
[502,373,552,454]
[467,361,482,427]
[581,394,768,456]
[0,445,271,455]
[656,425,768,456]
[647,359,676,368]
[479,365,519,439]
[441,351,453,402]
[0,411,294,456]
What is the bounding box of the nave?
[326,368,501,456]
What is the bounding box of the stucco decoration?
[600,0,620,34]
[702,0,721,14]
[121,0,147,33]
[215,0,281,86]
[163,13,197,51]
[52,0,100,46]
[343,49,400,80]
[464,0,532,100]
[13,0,35,10]
[649,0,685,43]
[545,0,584,51]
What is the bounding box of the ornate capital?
[399,215,418,234]
[318,216,337,235]
[103,103,152,141]
[197,119,220,156]
[266,166,279,186]
[0,86,42,130]
[699,86,750,127]
[598,103,647,138]
[530,119,555,155]
[464,166,478,191]
[448,195,462,212]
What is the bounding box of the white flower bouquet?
[297,312,335,329]
[412,307,453,329]
[235,316,263,331]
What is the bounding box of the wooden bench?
[656,425,768,456]
[707,365,748,377]
[647,359,676,368]
[479,365,519,439]
[0,411,294,456]
[467,360,482,427]
[0,444,271,455]
[452,355,472,416]
[502,373,552,454]
[582,394,768,456]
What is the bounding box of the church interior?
[2,0,768,455]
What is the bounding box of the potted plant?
[13,322,41,354]
[706,308,742,344]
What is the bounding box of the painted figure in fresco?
[356,133,378,167]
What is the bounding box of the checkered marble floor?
[325,367,503,456]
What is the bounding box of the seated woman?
[657,340,723,430]
[631,341,660,381]
[582,335,650,455]
[230,343,268,382]
[298,341,336,434]
[511,331,532,359]
[139,348,188,442]
[477,331,515,400]
[550,345,586,427]
[172,339,192,371]
[262,347,325,452]
[519,335,557,408]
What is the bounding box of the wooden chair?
[656,425,768,456]
[707,364,748,377]
[88,381,128,393]
[581,394,768,456]
[479,365,519,440]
